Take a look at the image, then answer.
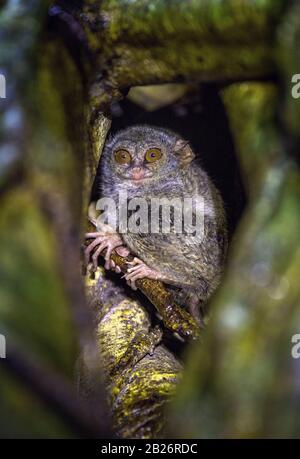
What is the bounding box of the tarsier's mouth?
[121,172,153,184]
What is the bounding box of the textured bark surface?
[83,269,182,438]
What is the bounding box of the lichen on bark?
[83,269,182,438]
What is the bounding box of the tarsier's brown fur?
[87,125,227,323]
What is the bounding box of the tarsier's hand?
[84,229,163,289]
[85,232,129,271]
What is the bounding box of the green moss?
[92,284,182,438]
[0,187,77,375]
[0,368,76,438]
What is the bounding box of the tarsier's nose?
[131,166,145,180]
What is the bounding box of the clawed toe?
[124,260,161,288]
[85,236,104,266]
[126,257,143,264]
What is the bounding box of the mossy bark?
[83,270,182,438]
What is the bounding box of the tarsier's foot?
[125,257,163,290]
[85,232,129,271]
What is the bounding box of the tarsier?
[85,125,227,323]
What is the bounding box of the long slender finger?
[85,237,107,265]
[92,242,109,269]
[125,267,145,282]
[104,245,118,269]
[126,257,143,266]
[85,236,106,257]
[133,257,143,263]
[85,232,105,239]
[85,240,98,265]
[105,259,119,270]
[124,271,138,281]
[104,258,114,270]
[127,264,145,273]
[92,241,109,269]
[127,271,146,282]
[105,242,122,262]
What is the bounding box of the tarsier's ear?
[174,139,195,166]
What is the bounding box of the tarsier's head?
[101,125,195,193]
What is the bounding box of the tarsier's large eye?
[114,149,131,164]
[145,148,162,163]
